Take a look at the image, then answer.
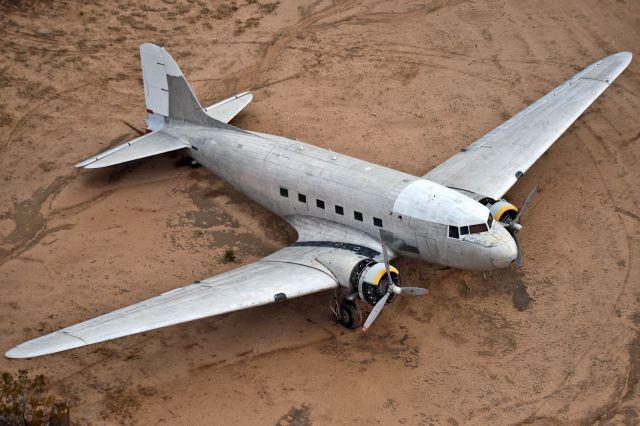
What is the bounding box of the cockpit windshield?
[469,223,487,233]
[448,213,494,239]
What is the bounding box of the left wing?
[423,52,632,200]
[5,219,384,358]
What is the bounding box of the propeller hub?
[510,222,523,232]
[362,233,429,331]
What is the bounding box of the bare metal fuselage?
[176,124,516,271]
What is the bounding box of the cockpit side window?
[460,225,469,236]
[469,223,488,234]
[487,213,494,229]
[448,225,459,239]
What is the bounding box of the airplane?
[5,44,631,358]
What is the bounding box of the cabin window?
[335,205,344,215]
[469,223,488,234]
[280,187,288,197]
[316,199,325,209]
[298,193,307,203]
[460,225,470,236]
[354,211,363,222]
[448,226,460,239]
[373,217,383,228]
[487,213,494,229]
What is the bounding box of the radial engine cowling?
[351,259,399,306]
[488,199,518,223]
[316,252,400,306]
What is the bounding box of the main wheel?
[337,301,361,329]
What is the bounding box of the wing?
[5,219,383,358]
[423,52,632,200]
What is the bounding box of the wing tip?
[5,332,87,359]
[74,159,93,168]
[75,158,106,168]
[75,160,103,169]
[5,346,33,359]
[611,51,633,66]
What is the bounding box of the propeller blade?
[514,232,523,268]
[514,187,539,223]
[362,292,390,331]
[380,236,391,268]
[380,233,394,286]
[399,287,428,296]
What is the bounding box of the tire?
[337,301,360,329]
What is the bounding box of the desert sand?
[1,0,639,424]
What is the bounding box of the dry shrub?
[0,370,69,426]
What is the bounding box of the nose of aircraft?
[490,225,518,268]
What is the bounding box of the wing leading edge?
[423,52,632,200]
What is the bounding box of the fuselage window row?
[280,187,382,228]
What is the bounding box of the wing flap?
[6,259,336,358]
[423,52,632,200]
[75,130,189,169]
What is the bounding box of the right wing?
[5,219,384,359]
[423,52,632,200]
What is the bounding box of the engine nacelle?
[351,259,399,306]
[316,252,400,306]
[488,199,518,223]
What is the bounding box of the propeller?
[502,187,539,268]
[362,235,428,331]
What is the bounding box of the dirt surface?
[1,0,639,424]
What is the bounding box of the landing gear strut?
[330,291,362,329]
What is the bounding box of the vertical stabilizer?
[139,43,210,125]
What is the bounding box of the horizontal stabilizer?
[76,131,188,168]
[204,92,253,123]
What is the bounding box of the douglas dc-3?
[6,44,632,358]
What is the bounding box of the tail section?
[140,43,254,127]
[76,44,254,169]
[140,43,209,125]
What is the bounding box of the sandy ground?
[1,0,639,424]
